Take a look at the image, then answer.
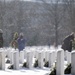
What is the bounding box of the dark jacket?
[17,37,25,51]
[61,33,74,52]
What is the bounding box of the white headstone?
[7,49,11,58]
[0,52,2,69]
[56,50,64,75]
[10,51,14,64]
[71,51,75,75]
[24,50,27,59]
[35,50,39,59]
[13,51,19,70]
[19,51,24,63]
[0,51,5,70]
[49,52,53,67]
[66,51,71,64]
[45,51,49,62]
[52,51,56,63]
[27,52,33,69]
[38,51,44,68]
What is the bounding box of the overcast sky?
[1,0,62,3]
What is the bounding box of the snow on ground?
[3,66,50,75]
[65,74,71,75]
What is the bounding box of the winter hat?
[20,33,24,36]
[19,33,24,38]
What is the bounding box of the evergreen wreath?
[22,62,27,68]
[49,67,56,75]
[8,64,13,69]
[64,63,71,74]
[34,60,38,67]
[44,61,49,67]
[6,59,10,63]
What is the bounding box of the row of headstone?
[4,48,56,70]
[0,49,57,70]
[17,50,75,75]
[1,47,75,75]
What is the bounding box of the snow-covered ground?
[3,65,50,75]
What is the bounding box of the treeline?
[0,0,74,46]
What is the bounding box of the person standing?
[0,29,3,48]
[17,33,25,52]
[61,32,74,52]
[11,32,18,49]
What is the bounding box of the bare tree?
[39,0,67,47]
[0,0,72,46]
[0,0,6,29]
[15,0,24,33]
[62,0,75,32]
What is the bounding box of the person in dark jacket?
[17,33,25,52]
[0,29,3,48]
[61,32,74,52]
